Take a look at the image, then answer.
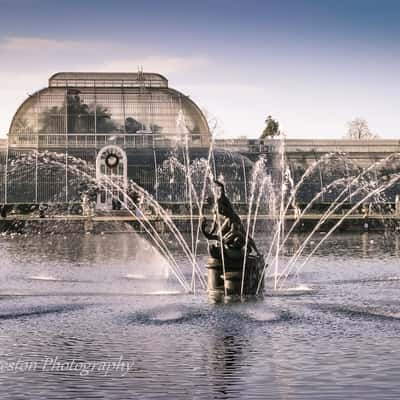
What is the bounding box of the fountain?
[3,134,400,301]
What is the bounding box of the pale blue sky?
[0,0,399,138]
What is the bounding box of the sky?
[0,0,399,139]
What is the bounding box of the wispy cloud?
[0,36,111,51]
[95,55,209,74]
[0,36,210,74]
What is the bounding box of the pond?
[0,232,399,399]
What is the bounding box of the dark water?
[1,231,400,399]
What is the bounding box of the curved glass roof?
[9,72,210,148]
[49,72,168,88]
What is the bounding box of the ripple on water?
[143,290,184,296]
[125,273,147,280]
[26,276,85,283]
[125,303,293,328]
[266,285,317,297]
[150,310,185,322]
[245,310,280,322]
[0,303,90,321]
[311,303,400,322]
[333,276,400,285]
[28,276,63,282]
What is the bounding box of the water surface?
[0,232,399,399]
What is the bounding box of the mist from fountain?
[251,150,400,294]
[286,172,400,287]
[251,144,349,292]
[176,109,196,259]
[54,157,193,292]
[11,152,202,292]
[276,154,400,287]
[241,156,267,296]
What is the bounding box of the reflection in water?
[207,327,247,399]
[361,232,369,257]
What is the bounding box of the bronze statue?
[201,180,265,297]
[201,180,262,259]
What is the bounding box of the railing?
[10,135,400,154]
[8,133,212,149]
[6,134,270,153]
[282,139,400,154]
[49,79,168,88]
[214,138,272,153]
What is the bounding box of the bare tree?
[345,118,378,140]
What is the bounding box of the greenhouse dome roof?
[49,72,168,88]
[9,72,210,148]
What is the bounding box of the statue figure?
[201,180,262,259]
[201,180,265,296]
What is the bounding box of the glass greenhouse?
[0,72,254,209]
